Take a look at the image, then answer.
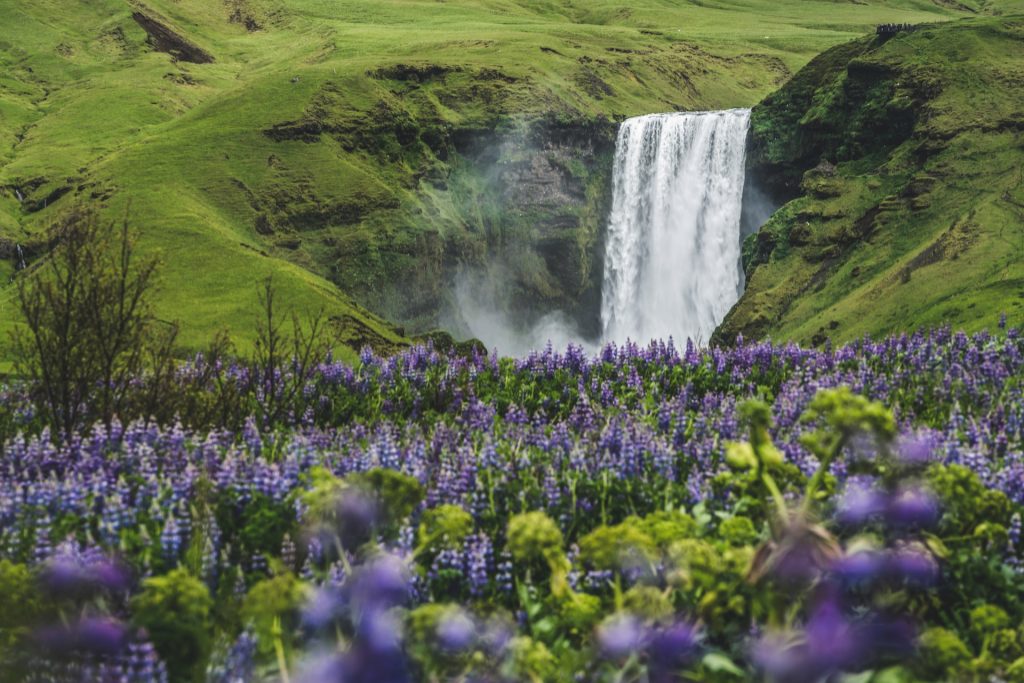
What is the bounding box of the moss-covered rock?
[717,16,1024,347]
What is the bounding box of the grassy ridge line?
[0,0,1001,355]
[717,14,1024,347]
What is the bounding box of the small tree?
[250,277,332,427]
[11,209,168,439]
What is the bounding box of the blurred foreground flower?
[35,616,129,656]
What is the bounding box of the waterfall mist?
[447,266,597,358]
[601,110,751,346]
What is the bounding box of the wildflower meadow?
[2,324,1024,681]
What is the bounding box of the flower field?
[2,324,1024,682]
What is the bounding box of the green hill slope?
[715,14,1024,347]
[0,0,997,356]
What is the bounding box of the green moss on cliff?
[717,15,1024,347]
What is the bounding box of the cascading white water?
[601,109,751,346]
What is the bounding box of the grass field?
[0,0,1012,358]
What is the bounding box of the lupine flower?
[40,546,130,600]
[437,608,476,653]
[302,586,346,632]
[597,614,646,660]
[646,621,701,679]
[750,517,842,586]
[334,489,380,549]
[836,478,887,527]
[889,543,939,586]
[294,650,346,683]
[832,546,887,586]
[347,554,409,613]
[0,327,1020,682]
[209,631,256,683]
[887,488,939,529]
[897,433,935,467]
[36,617,129,656]
[752,597,866,683]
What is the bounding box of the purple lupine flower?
[348,554,409,613]
[832,547,887,586]
[302,586,346,632]
[597,614,646,660]
[465,533,493,597]
[646,621,701,680]
[36,617,129,656]
[281,533,297,571]
[160,516,182,562]
[294,650,346,683]
[803,596,865,670]
[896,433,935,467]
[39,546,130,599]
[886,487,939,529]
[334,489,380,549]
[888,543,939,586]
[124,639,170,683]
[437,608,476,653]
[1009,513,1022,547]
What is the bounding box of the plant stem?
[801,435,847,516]
[273,616,291,683]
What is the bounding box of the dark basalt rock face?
[446,116,618,339]
[257,80,619,337]
[253,56,623,336]
[132,11,215,64]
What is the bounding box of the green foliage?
[1007,657,1024,683]
[503,636,557,683]
[718,517,759,546]
[636,511,698,547]
[0,561,42,666]
[577,522,657,572]
[555,592,604,639]
[969,604,1010,651]
[725,442,759,472]
[663,535,760,640]
[417,504,473,552]
[406,604,462,675]
[240,573,307,659]
[299,467,347,524]
[131,569,214,683]
[929,465,1012,535]
[348,468,424,537]
[985,629,1023,663]
[802,386,896,442]
[622,585,673,622]
[507,512,564,565]
[238,495,296,563]
[914,628,972,681]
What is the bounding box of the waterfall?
[601,109,751,346]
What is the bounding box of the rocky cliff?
[715,15,1024,347]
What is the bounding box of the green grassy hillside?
[0,0,999,356]
[715,14,1024,347]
